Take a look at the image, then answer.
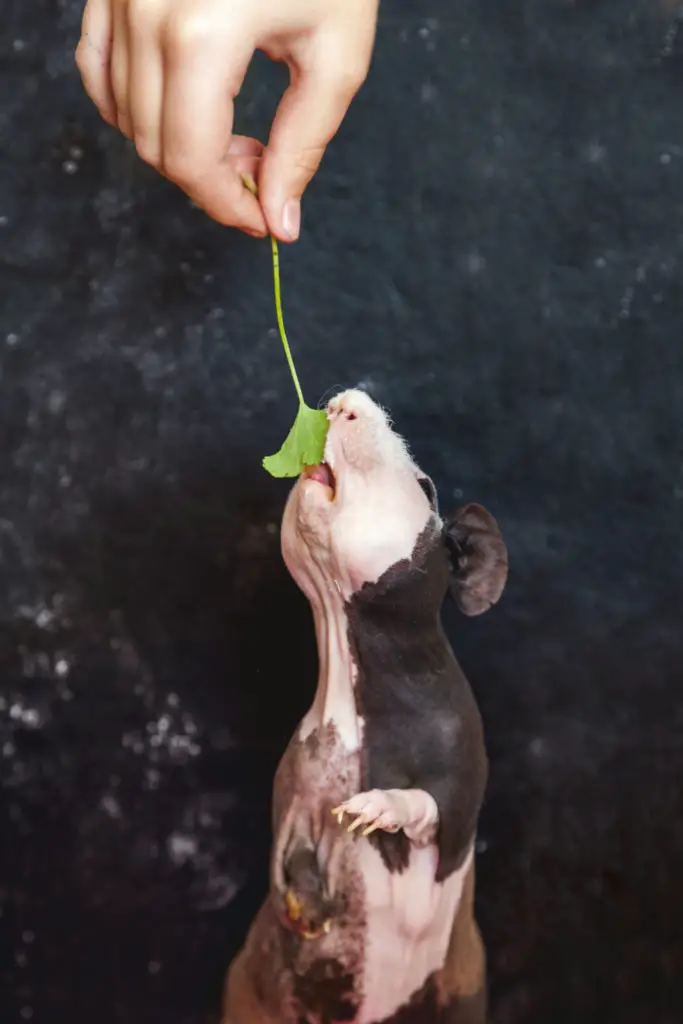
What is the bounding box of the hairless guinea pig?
[222,389,508,1024]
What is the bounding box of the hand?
[75,0,379,241]
[332,788,439,846]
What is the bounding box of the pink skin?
[75,0,380,241]
[332,788,439,846]
[221,389,481,1024]
[280,388,440,844]
[282,389,435,600]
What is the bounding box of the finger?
[259,49,370,241]
[110,0,132,136]
[161,18,266,235]
[126,3,164,165]
[75,0,116,125]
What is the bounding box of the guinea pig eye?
[418,476,438,510]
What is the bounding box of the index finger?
[161,15,266,234]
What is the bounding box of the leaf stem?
[239,172,305,408]
[270,235,305,408]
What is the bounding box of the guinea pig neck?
[298,565,364,754]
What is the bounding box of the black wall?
[1,1,682,1021]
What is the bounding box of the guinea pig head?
[280,389,508,618]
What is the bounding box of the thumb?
[258,56,368,242]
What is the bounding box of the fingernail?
[282,198,301,241]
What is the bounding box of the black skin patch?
[292,955,358,1023]
[345,520,489,883]
[282,844,345,936]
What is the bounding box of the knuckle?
[293,148,324,178]
[127,0,160,31]
[349,64,371,99]
[322,54,368,99]
[74,40,88,73]
[75,41,100,88]
[337,64,367,97]
[166,10,215,52]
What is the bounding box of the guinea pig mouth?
[303,461,336,497]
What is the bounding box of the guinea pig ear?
[417,474,439,514]
[444,503,508,616]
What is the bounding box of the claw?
[301,921,331,940]
[347,815,365,833]
[332,799,398,838]
[331,806,345,825]
[285,889,303,923]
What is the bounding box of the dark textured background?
[2,1,683,1021]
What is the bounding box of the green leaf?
[262,403,328,478]
[240,172,330,479]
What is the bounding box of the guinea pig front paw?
[331,789,411,837]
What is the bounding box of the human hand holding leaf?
[241,174,328,478]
